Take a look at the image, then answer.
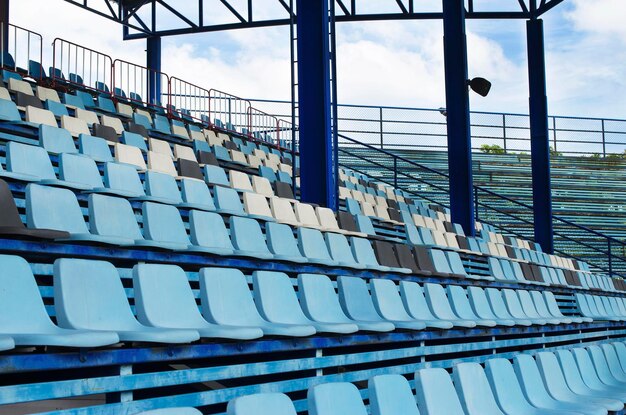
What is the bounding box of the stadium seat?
[351,237,393,272]
[368,374,420,415]
[200,268,315,337]
[204,165,230,187]
[79,134,114,162]
[58,153,106,190]
[75,108,100,126]
[542,291,590,323]
[213,185,246,216]
[297,227,339,267]
[188,210,236,255]
[483,288,533,326]
[270,196,299,226]
[242,191,274,220]
[501,289,548,325]
[44,99,69,117]
[177,158,204,180]
[54,258,200,343]
[180,178,215,210]
[452,362,507,415]
[229,216,274,259]
[115,142,147,170]
[324,232,366,269]
[97,95,117,114]
[422,283,477,328]
[561,349,626,401]
[93,123,119,143]
[62,93,85,110]
[275,182,296,200]
[121,131,148,151]
[414,368,466,415]
[308,382,368,415]
[147,151,177,176]
[100,161,145,197]
[8,78,33,96]
[265,222,308,263]
[101,114,125,134]
[227,393,297,415]
[61,115,90,137]
[0,254,120,347]
[25,106,57,127]
[230,170,254,192]
[299,273,394,332]
[586,345,626,387]
[133,264,263,340]
[0,98,22,122]
[253,271,357,334]
[372,240,412,274]
[466,286,518,326]
[143,171,183,204]
[446,285,498,327]
[518,290,565,324]
[39,125,77,154]
[174,143,196,161]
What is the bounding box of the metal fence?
[247,99,626,157]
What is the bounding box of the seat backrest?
[115,142,147,170]
[298,227,333,261]
[484,358,534,413]
[75,108,100,126]
[174,144,196,162]
[88,194,144,240]
[149,138,174,158]
[414,368,465,415]
[8,77,33,95]
[373,240,402,268]
[453,362,506,415]
[230,170,254,192]
[484,289,515,319]
[423,283,459,320]
[542,291,565,317]
[399,281,437,320]
[0,98,21,121]
[324,232,358,265]
[199,267,264,325]
[189,210,233,250]
[370,278,413,320]
[251,175,274,197]
[54,258,142,330]
[243,191,272,218]
[445,251,468,276]
[501,289,528,319]
[39,124,77,154]
[36,86,60,103]
[446,285,480,320]
[513,354,555,404]
[368,374,420,415]
[270,196,298,222]
[6,141,56,179]
[101,114,125,134]
[26,184,88,233]
[429,249,453,274]
[153,114,172,134]
[350,236,382,268]
[79,134,114,162]
[121,131,148,151]
[294,203,321,228]
[133,264,208,328]
[466,287,497,319]
[204,165,230,187]
[266,222,303,259]
[308,382,367,415]
[59,153,104,188]
[337,276,384,321]
[298,273,352,323]
[103,161,145,196]
[180,178,215,209]
[316,207,339,231]
[252,271,311,324]
[0,254,57,331]
[528,291,553,318]
[214,186,245,215]
[230,216,271,254]
[147,151,177,176]
[142,202,191,246]
[144,171,183,203]
[227,393,297,415]
[25,106,57,127]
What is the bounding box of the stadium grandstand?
[1,0,626,414]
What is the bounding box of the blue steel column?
[527,18,554,253]
[146,36,162,106]
[442,0,475,236]
[0,0,9,51]
[296,0,336,209]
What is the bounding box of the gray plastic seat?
[227,393,297,415]
[530,291,576,324]
[253,271,356,334]
[484,288,533,326]
[446,285,497,327]
[368,374,420,415]
[299,273,394,332]
[398,281,457,329]
[308,382,368,415]
[484,358,578,415]
[0,254,119,347]
[423,283,477,328]
[414,368,465,415]
[337,276,419,331]
[501,289,547,325]
[513,354,605,415]
[229,216,274,259]
[453,362,506,415]
[136,408,202,415]
[200,268,315,337]
[368,278,432,330]
[466,286,518,326]
[54,258,199,343]
[535,351,623,411]
[266,222,308,263]
[133,264,262,340]
[516,290,561,324]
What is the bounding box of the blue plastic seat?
[26,184,130,245]
[62,93,85,110]
[180,179,215,211]
[466,287,518,326]
[563,348,626,400]
[308,382,368,415]
[484,288,533,326]
[102,161,146,197]
[75,90,95,108]
[586,345,626,388]
[266,222,308,263]
[398,281,456,329]
[188,210,235,255]
[259,165,278,182]
[121,131,148,151]
[324,232,366,269]
[253,271,356,334]
[0,254,119,347]
[484,358,571,415]
[502,289,547,325]
[452,362,507,415]
[423,283,477,328]
[446,285,498,327]
[368,374,420,415]
[153,114,172,134]
[213,185,246,216]
[133,264,262,340]
[54,258,199,343]
[350,236,391,271]
[97,95,116,113]
[368,278,432,330]
[229,216,273,258]
[39,124,77,154]
[135,409,202,415]
[277,170,291,183]
[142,201,214,251]
[203,165,230,187]
[143,171,183,205]
[513,354,605,415]
[300,273,394,332]
[44,99,69,117]
[213,145,232,162]
[354,214,377,236]
[227,393,297,415]
[427,249,455,275]
[601,343,626,386]
[414,368,465,415]
[133,113,153,130]
[542,291,590,324]
[58,153,105,190]
[297,227,339,266]
[516,290,561,324]
[78,134,114,162]
[200,268,315,337]
[0,98,22,122]
[529,290,573,324]
[535,351,623,412]
[5,141,89,188]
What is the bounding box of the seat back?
[252,271,310,324]
[325,232,358,265]
[144,171,183,203]
[230,170,253,192]
[103,162,145,195]
[337,276,384,321]
[516,290,542,318]
[39,124,77,154]
[484,358,534,413]
[350,236,382,268]
[308,382,367,415]
[121,131,148,151]
[59,153,103,188]
[147,151,177,176]
[368,374,420,415]
[214,186,245,214]
[266,222,303,259]
[298,273,351,323]
[467,287,497,319]
[513,354,555,405]
[230,216,271,254]
[115,142,147,170]
[204,165,230,187]
[26,184,88,233]
[501,289,528,319]
[189,210,233,251]
[0,98,21,121]
[414,368,465,415]
[370,278,413,320]
[79,134,113,162]
[180,179,214,209]
[294,203,321,228]
[88,194,144,240]
[7,141,56,179]
[446,285,480,320]
[227,393,297,415]
[270,196,298,222]
[243,191,272,218]
[142,202,190,246]
[298,227,333,262]
[399,281,437,320]
[423,283,459,320]
[453,362,506,415]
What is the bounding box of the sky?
[9,0,626,119]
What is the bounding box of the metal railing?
[0,23,43,80]
[339,134,626,276]
[113,58,170,108]
[52,38,113,95]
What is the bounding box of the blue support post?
[442,0,475,237]
[146,36,162,106]
[527,18,554,253]
[0,0,9,51]
[296,0,337,209]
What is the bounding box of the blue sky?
[10,0,626,119]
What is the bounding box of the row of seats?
[577,294,626,321]
[224,344,626,415]
[0,253,587,349]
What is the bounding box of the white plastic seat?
[115,142,147,170]
[252,175,274,197]
[270,196,299,226]
[171,124,190,140]
[25,106,57,127]
[230,170,254,192]
[75,108,100,126]
[8,78,33,96]
[243,192,274,220]
[147,151,177,176]
[149,138,174,159]
[295,202,327,230]
[61,115,90,137]
[174,144,197,162]
[101,114,125,134]
[36,86,61,103]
